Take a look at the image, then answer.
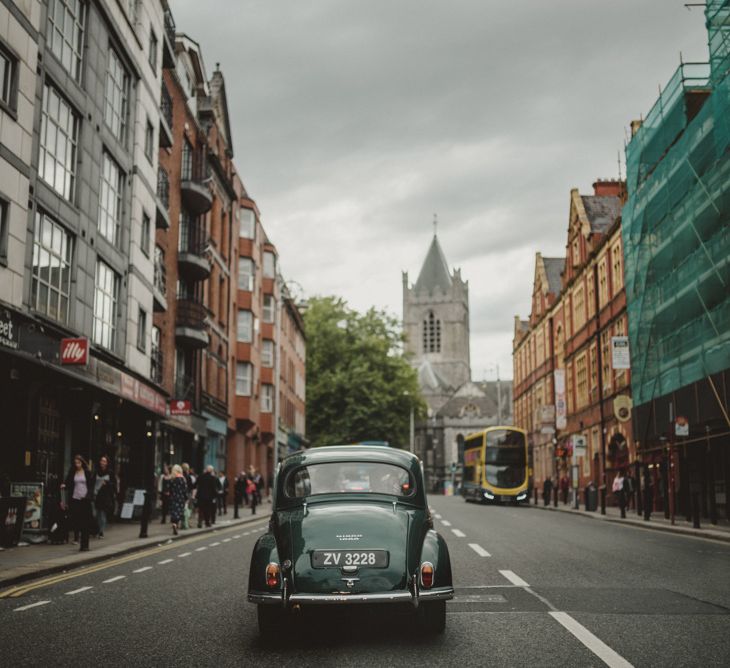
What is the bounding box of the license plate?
[311,549,389,568]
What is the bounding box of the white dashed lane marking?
[451,529,466,538]
[195,547,207,552]
[103,576,126,583]
[133,567,153,574]
[441,520,452,526]
[14,600,51,611]
[434,514,442,519]
[209,542,221,547]
[468,543,491,557]
[158,559,174,565]
[178,552,191,558]
[499,570,529,587]
[222,538,231,543]
[65,586,93,595]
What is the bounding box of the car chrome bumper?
[249,586,454,606]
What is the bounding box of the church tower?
[403,229,471,413]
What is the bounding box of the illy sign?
[60,337,89,365]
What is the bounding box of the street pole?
[496,364,502,424]
[409,404,415,454]
[668,401,676,525]
[272,273,283,488]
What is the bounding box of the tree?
[304,296,425,449]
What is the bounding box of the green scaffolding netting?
[622,0,730,407]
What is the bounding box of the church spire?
[414,223,452,293]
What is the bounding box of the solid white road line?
[158,559,174,565]
[549,611,634,668]
[133,567,153,574]
[103,576,126,584]
[178,552,191,558]
[451,529,466,537]
[14,600,51,611]
[441,520,452,526]
[209,542,221,547]
[468,543,491,557]
[65,586,93,595]
[499,570,530,587]
[195,546,207,552]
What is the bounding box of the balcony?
[153,251,167,312]
[159,85,173,148]
[174,373,195,401]
[180,147,212,215]
[175,299,209,349]
[156,168,171,230]
[150,345,163,385]
[178,217,211,280]
[162,8,176,69]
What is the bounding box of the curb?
[0,512,268,591]
[529,503,730,544]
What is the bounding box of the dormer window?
[422,311,441,353]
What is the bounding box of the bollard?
[553,487,558,508]
[139,490,151,538]
[534,487,538,505]
[600,486,606,515]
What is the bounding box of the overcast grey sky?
[173,0,708,380]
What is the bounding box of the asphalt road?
[1,497,729,667]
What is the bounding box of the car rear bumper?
[249,586,454,607]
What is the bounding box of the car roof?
[280,445,420,472]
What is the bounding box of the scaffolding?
[622,0,730,407]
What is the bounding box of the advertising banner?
[60,338,89,365]
[10,482,44,532]
[611,336,631,370]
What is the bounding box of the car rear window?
[285,462,416,498]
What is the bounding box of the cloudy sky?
[173,0,708,380]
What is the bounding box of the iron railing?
[157,168,170,209]
[176,299,207,330]
[160,84,172,129]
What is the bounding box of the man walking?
[195,466,218,528]
[217,471,228,516]
[233,472,246,519]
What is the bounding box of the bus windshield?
[484,429,526,489]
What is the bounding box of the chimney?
[592,178,624,197]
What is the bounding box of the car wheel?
[416,600,446,634]
[257,604,286,638]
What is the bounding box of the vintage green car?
[248,445,454,635]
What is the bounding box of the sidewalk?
[530,499,730,543]
[0,507,268,589]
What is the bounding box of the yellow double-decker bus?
[461,426,529,504]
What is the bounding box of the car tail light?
[265,562,280,588]
[420,562,434,589]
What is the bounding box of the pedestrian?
[158,464,171,524]
[613,469,627,519]
[93,455,116,538]
[234,472,246,519]
[624,471,635,510]
[182,462,194,493]
[61,455,94,552]
[542,477,553,507]
[169,464,188,535]
[559,474,569,505]
[254,469,264,504]
[217,470,228,516]
[247,475,258,515]
[195,465,218,528]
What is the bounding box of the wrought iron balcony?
[180,146,212,215]
[162,8,176,69]
[159,85,173,148]
[175,299,209,349]
[156,168,171,229]
[153,249,167,311]
[178,215,211,280]
[174,373,195,401]
[150,345,163,385]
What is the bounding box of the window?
[154,245,166,293]
[125,1,137,24]
[39,84,79,201]
[31,211,72,323]
[422,311,441,353]
[0,197,8,262]
[573,284,585,331]
[598,260,609,307]
[572,238,580,267]
[239,208,255,238]
[238,257,254,291]
[590,343,598,396]
[586,270,595,318]
[575,353,588,409]
[181,139,193,180]
[263,250,276,278]
[262,339,274,367]
[237,309,253,342]
[46,0,85,81]
[93,259,119,350]
[137,308,147,352]
[148,29,158,72]
[1,44,17,110]
[98,152,123,244]
[235,362,252,396]
[261,384,273,412]
[601,329,612,392]
[105,48,129,143]
[150,326,162,383]
[144,118,154,162]
[612,242,623,292]
[263,295,275,323]
[140,212,150,256]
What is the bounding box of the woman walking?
[158,464,171,524]
[61,455,94,552]
[93,455,116,538]
[169,464,188,535]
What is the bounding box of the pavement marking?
[242,532,249,536]
[132,567,153,574]
[195,546,207,552]
[222,538,232,543]
[65,586,93,595]
[233,535,242,539]
[468,543,491,557]
[441,520,452,526]
[13,600,51,611]
[102,576,126,584]
[499,570,529,587]
[158,559,174,565]
[434,514,442,519]
[178,552,191,558]
[451,529,466,537]
[549,611,634,668]
[0,518,271,599]
[209,542,221,547]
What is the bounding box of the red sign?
[60,338,89,365]
[170,400,192,416]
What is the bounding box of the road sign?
[611,336,631,370]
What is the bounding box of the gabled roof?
[543,257,565,294]
[581,196,621,234]
[414,235,452,293]
[209,68,233,157]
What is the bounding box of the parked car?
[248,445,454,636]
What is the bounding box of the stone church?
[403,230,513,490]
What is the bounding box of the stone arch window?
[422,311,441,353]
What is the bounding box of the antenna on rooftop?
[617,149,623,181]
